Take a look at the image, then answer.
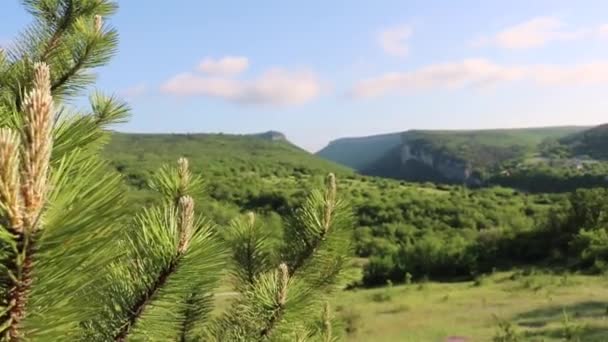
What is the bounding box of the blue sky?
[3,1,608,151]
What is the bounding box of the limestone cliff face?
[400,143,474,183]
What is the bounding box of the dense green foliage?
[551,123,608,159]
[102,131,608,287]
[361,186,608,286]
[400,127,588,168]
[102,132,354,232]
[490,165,608,193]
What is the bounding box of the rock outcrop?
[400,142,476,184]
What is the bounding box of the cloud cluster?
[378,25,412,57]
[351,58,608,98]
[161,62,320,106]
[151,16,608,105]
[472,16,608,49]
[532,61,608,85]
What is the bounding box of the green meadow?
[334,272,608,341]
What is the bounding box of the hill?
[102,132,353,219]
[104,131,352,186]
[316,132,402,170]
[545,124,608,159]
[317,126,589,184]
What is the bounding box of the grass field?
[333,271,608,342]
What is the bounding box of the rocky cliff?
[400,143,474,183]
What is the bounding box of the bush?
[492,316,522,342]
[370,291,392,303]
[340,309,362,336]
[561,309,585,341]
[473,274,487,287]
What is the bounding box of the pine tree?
[0,1,130,340]
[0,1,354,341]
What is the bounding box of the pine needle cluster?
[0,1,354,341]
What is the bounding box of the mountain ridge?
[317,125,597,185]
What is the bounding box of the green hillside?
[485,124,608,192]
[104,131,352,187]
[316,132,402,170]
[317,126,590,184]
[102,132,354,222]
[402,126,589,166]
[101,131,574,285]
[548,124,608,159]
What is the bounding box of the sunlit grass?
[333,271,608,341]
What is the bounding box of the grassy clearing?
[333,272,608,341]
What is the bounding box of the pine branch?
[285,173,340,277]
[0,62,53,340]
[52,93,130,163]
[148,158,204,205]
[259,263,289,340]
[114,195,194,341]
[227,212,273,287]
[177,291,214,342]
[104,160,222,341]
[212,173,352,341]
[6,1,117,108]
[50,16,106,95]
[320,302,334,342]
[113,254,181,342]
[6,235,34,341]
[39,0,75,62]
[178,294,197,342]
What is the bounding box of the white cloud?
[474,17,589,49]
[378,25,412,57]
[161,68,320,106]
[197,56,249,76]
[350,58,608,98]
[351,59,524,98]
[532,61,608,85]
[119,83,148,98]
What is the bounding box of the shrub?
[341,308,362,336]
[561,309,585,342]
[370,291,392,303]
[492,316,522,342]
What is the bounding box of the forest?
[103,133,608,286]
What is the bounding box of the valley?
[317,125,608,192]
[103,127,608,341]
